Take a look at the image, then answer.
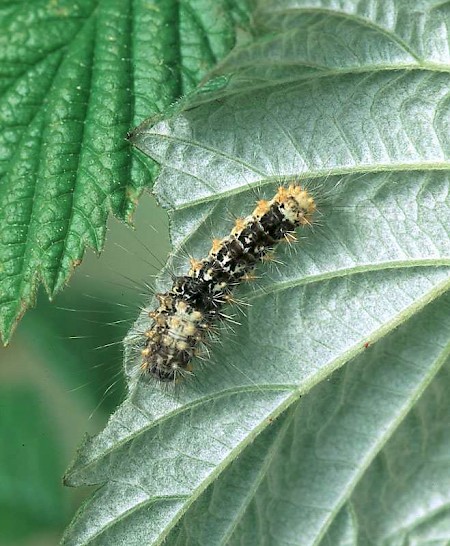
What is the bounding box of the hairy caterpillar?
[140,184,316,382]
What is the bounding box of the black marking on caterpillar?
[140,185,316,383]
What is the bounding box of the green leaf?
[63,1,450,544]
[0,0,249,344]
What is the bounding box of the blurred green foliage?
[0,195,169,546]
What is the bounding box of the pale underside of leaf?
[63,1,450,545]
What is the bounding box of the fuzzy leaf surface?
[63,1,450,545]
[0,0,248,343]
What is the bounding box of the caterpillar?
[140,184,317,382]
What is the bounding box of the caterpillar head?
[276,185,316,226]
